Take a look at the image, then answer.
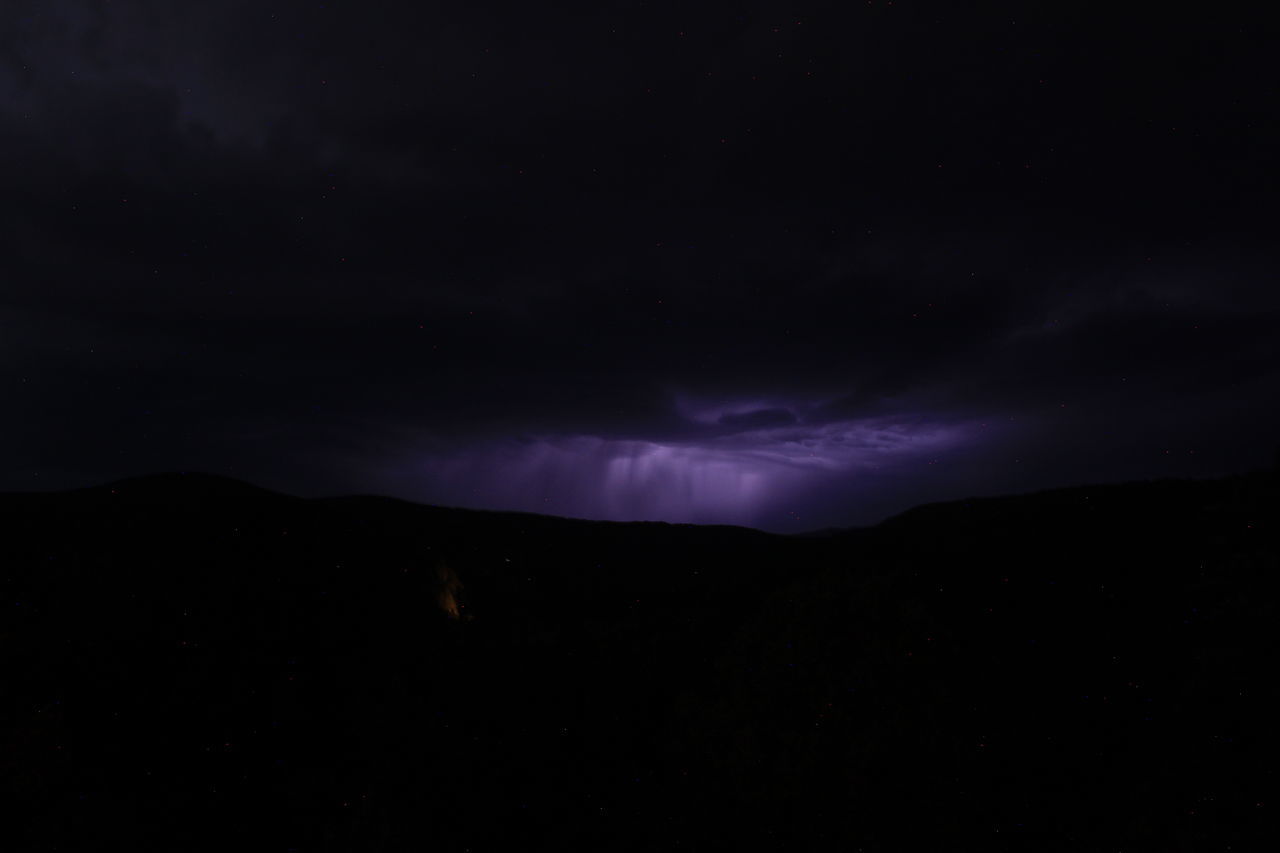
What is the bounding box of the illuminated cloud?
[391,407,979,529]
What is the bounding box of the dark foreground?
[3,471,1276,850]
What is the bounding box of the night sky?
[3,1,1276,531]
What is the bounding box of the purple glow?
[377,408,986,529]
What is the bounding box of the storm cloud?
[2,1,1276,529]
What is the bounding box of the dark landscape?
[3,470,1275,850]
[4,1,1279,848]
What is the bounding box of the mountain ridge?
[2,469,1274,850]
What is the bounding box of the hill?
[2,471,1276,850]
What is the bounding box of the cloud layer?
[2,1,1277,529]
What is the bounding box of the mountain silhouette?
[2,471,1275,850]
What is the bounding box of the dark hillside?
[2,472,1275,850]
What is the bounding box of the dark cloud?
[718,408,797,430]
[2,1,1277,528]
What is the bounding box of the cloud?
[357,406,982,530]
[1,1,1276,528]
[717,407,797,430]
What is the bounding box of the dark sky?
[3,1,1277,531]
